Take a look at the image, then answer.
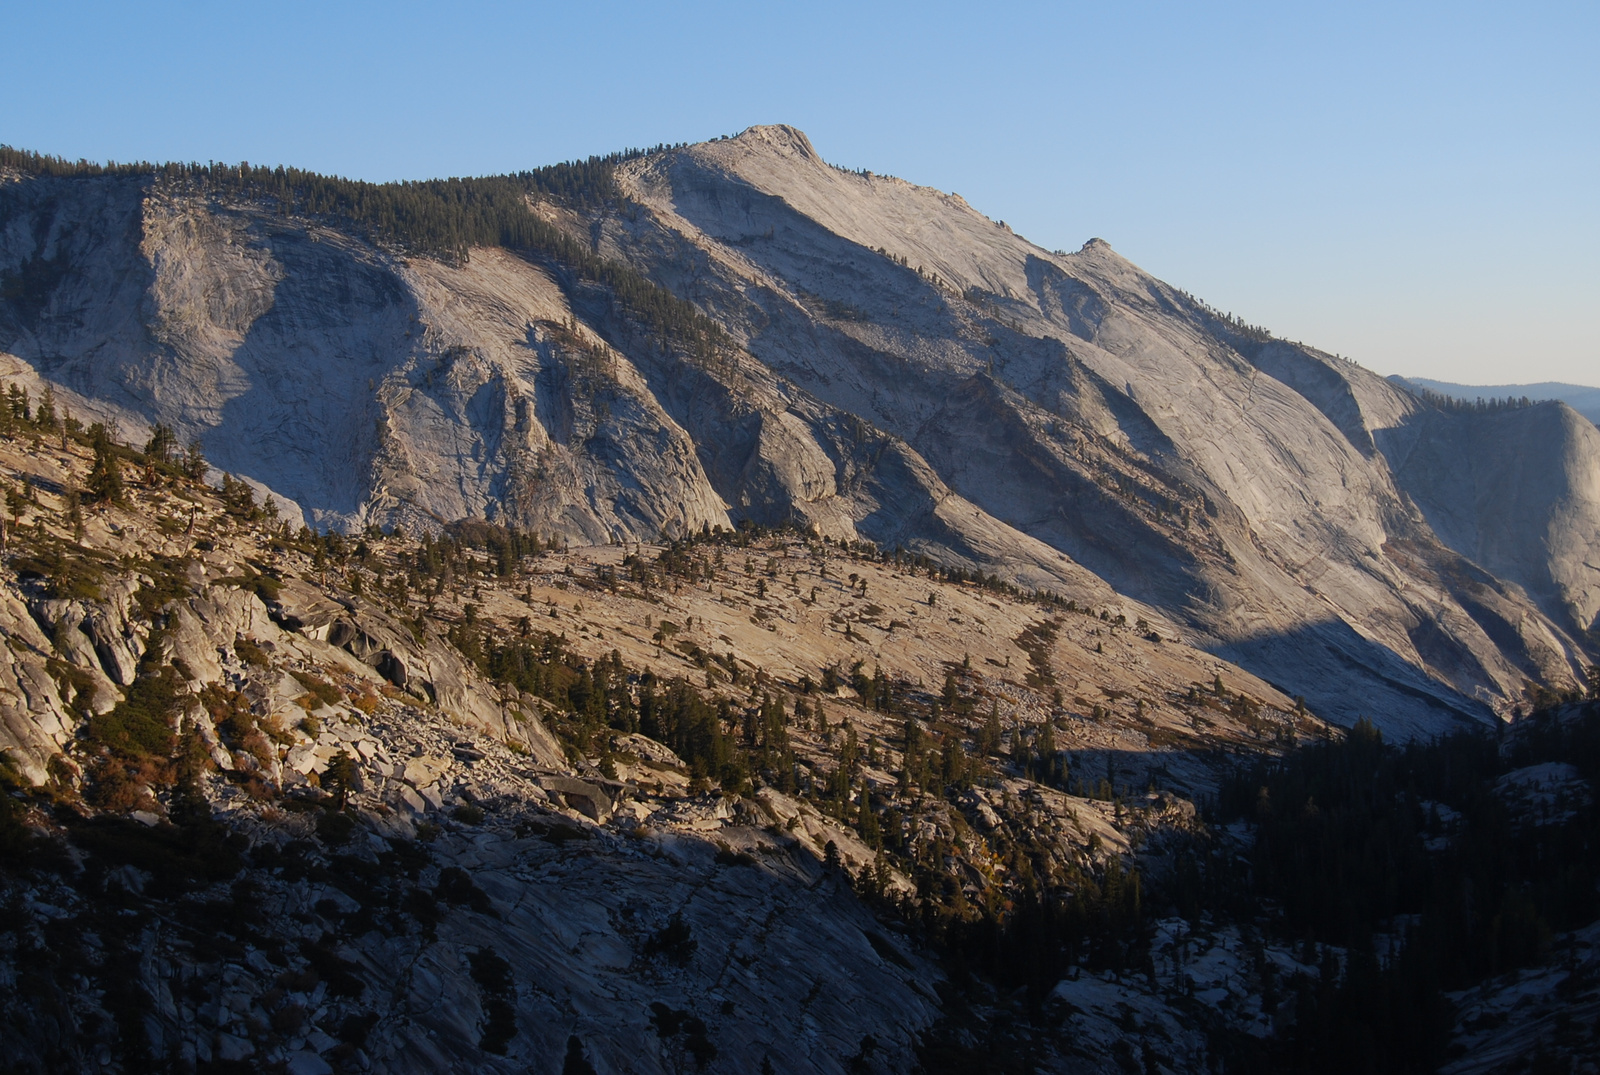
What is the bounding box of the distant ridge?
[1393,376,1600,426]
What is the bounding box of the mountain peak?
[3,134,1596,738]
[720,123,819,160]
[1063,236,1144,279]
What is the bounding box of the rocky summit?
[0,131,1598,1074]
[3,126,1598,734]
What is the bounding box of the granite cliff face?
[0,431,952,1074]
[2,128,1596,734]
[606,127,1599,729]
[0,390,1595,1074]
[0,425,1322,1074]
[1375,401,1600,641]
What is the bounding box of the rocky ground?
[4,131,1596,740]
[1,421,1595,1073]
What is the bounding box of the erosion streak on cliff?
[2,127,1595,733]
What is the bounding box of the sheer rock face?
[2,127,1597,734]
[1374,401,1600,638]
[607,125,1597,731]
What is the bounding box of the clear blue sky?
[4,0,1595,385]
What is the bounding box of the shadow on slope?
[211,224,417,528]
[1220,617,1493,739]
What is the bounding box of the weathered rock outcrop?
[2,128,1595,733]
[2,416,1594,1073]
[0,442,566,784]
[606,126,1597,730]
[1376,400,1600,639]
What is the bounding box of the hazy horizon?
[1401,376,1600,392]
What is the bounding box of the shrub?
[435,866,494,914]
[87,665,181,759]
[67,813,243,894]
[85,756,158,812]
[299,938,365,998]
[12,542,106,600]
[468,947,517,1054]
[316,810,356,845]
[234,638,271,667]
[290,670,343,708]
[643,912,697,965]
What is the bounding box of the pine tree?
[65,484,84,543]
[323,750,359,810]
[1036,719,1057,785]
[978,703,1002,757]
[144,422,177,463]
[183,439,208,481]
[562,1037,598,1075]
[34,385,57,433]
[903,717,923,756]
[86,424,123,503]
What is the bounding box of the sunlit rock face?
[2,126,1595,733]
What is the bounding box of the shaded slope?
[2,130,1595,734]
[609,126,1593,730]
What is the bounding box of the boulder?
[263,577,344,641]
[392,785,427,815]
[285,1050,332,1075]
[401,755,451,788]
[536,775,614,822]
